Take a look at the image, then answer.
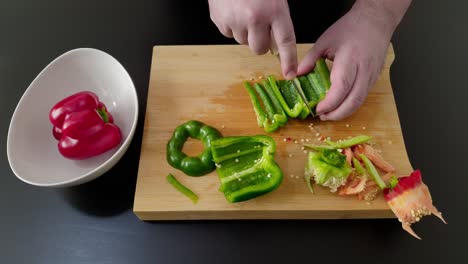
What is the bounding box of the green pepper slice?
[268,77,304,118]
[244,82,279,132]
[211,135,283,203]
[166,173,199,204]
[167,120,222,176]
[262,79,288,127]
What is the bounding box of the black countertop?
[0,1,465,263]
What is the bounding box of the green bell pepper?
[304,135,373,152]
[244,81,287,133]
[262,79,288,127]
[211,135,283,203]
[360,154,387,189]
[167,120,222,176]
[166,173,199,204]
[267,76,304,118]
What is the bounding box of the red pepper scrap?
[383,170,446,240]
[49,91,122,160]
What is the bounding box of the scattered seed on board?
[283,138,287,142]
[345,124,350,128]
[306,138,310,142]
[290,174,294,178]
[295,176,300,179]
[362,126,366,130]
[315,133,320,137]
[388,140,393,144]
[221,124,225,129]
[288,154,293,158]
[301,146,305,150]
[303,150,308,154]
[294,140,298,144]
[249,78,255,81]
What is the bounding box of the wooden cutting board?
[133,43,413,221]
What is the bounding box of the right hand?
[208,0,298,79]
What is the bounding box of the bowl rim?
[6,47,139,187]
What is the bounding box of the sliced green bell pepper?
[262,79,288,127]
[268,77,304,118]
[167,120,222,176]
[360,154,387,189]
[243,81,286,133]
[166,173,199,204]
[304,135,373,151]
[211,135,283,203]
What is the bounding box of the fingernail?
[285,71,296,80]
[319,114,328,121]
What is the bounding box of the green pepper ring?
[167,120,222,177]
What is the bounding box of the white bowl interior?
[7,48,138,186]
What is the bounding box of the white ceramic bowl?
[7,48,139,187]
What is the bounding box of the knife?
[268,36,315,118]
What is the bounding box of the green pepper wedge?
[167,120,222,176]
[268,77,304,118]
[211,135,283,203]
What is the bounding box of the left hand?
[297,2,399,121]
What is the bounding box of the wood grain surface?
[133,43,413,221]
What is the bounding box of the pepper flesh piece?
[166,173,199,204]
[268,77,304,118]
[353,144,395,173]
[384,170,446,240]
[166,120,222,176]
[211,135,283,203]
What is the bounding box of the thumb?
[297,40,329,76]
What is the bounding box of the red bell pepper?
[49,91,122,160]
[383,170,446,240]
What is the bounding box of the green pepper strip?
[262,79,288,126]
[304,135,373,151]
[253,83,281,132]
[166,174,199,204]
[244,82,267,127]
[211,135,283,203]
[166,120,222,176]
[268,76,304,118]
[243,81,280,132]
[360,154,387,189]
[352,157,367,176]
[244,81,267,128]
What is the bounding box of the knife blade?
[268,38,315,118]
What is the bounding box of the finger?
[320,66,369,121]
[233,28,248,45]
[248,24,271,55]
[218,25,234,38]
[297,40,329,76]
[271,16,297,80]
[315,51,358,115]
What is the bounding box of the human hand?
[208,0,298,79]
[297,1,406,120]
